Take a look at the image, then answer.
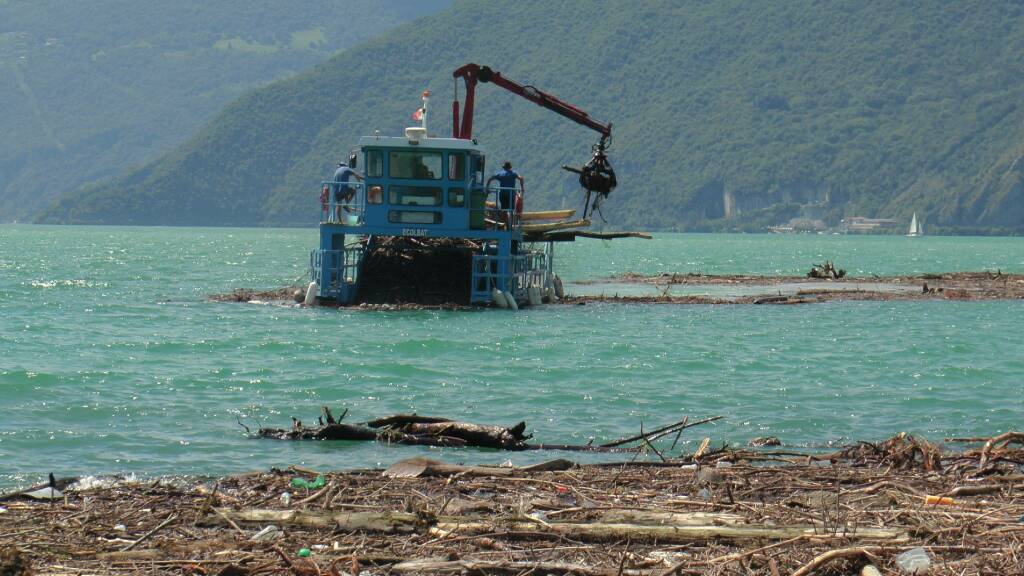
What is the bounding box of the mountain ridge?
[0,0,450,221]
[37,0,1024,233]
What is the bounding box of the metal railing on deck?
[319,181,365,225]
[470,245,551,303]
[468,186,522,231]
[521,247,552,292]
[310,246,363,299]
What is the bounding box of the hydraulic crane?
[451,64,617,219]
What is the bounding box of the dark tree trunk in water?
[255,412,718,453]
[258,412,529,449]
[397,421,530,449]
[259,423,377,441]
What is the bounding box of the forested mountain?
[0,0,449,221]
[38,0,1024,233]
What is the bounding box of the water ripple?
[1,225,1023,488]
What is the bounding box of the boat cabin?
[336,135,492,233]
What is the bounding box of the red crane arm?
[452,63,611,142]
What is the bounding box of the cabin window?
[367,185,383,204]
[389,151,442,180]
[448,153,466,181]
[389,185,442,206]
[366,150,383,178]
[388,211,442,224]
[471,155,485,186]
[448,187,465,207]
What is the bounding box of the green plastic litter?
[297,548,311,557]
[290,474,325,489]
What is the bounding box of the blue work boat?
[309,64,619,307]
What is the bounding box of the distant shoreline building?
[839,216,900,234]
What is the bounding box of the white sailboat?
[907,212,924,237]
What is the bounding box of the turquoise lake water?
[1,225,1022,488]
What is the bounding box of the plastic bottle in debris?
[251,525,280,541]
[24,486,63,500]
[894,547,931,574]
[280,491,292,506]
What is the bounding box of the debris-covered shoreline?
[210,271,1024,309]
[572,271,1024,304]
[2,431,1022,575]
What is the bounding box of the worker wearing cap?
[330,154,364,219]
[487,161,525,212]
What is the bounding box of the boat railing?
[319,181,366,225]
[469,246,550,303]
[520,246,552,291]
[469,185,522,231]
[309,246,363,299]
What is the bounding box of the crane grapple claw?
[452,63,617,220]
[578,148,617,196]
[564,142,617,219]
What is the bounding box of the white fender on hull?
[491,287,508,308]
[303,281,318,306]
[528,286,542,306]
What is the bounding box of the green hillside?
[0,0,449,221]
[39,0,1024,233]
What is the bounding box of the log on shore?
[392,559,647,576]
[432,520,907,544]
[203,508,423,533]
[383,458,516,478]
[593,509,748,526]
[381,457,577,478]
[202,509,907,544]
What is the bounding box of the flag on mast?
[411,108,424,121]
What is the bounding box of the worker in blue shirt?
[486,161,525,212]
[330,154,364,219]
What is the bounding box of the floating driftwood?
[258,410,533,450]
[256,410,720,454]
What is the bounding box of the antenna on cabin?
[405,90,429,142]
[421,90,429,131]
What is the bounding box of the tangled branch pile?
[256,411,719,454]
[357,236,479,305]
[807,261,846,280]
[2,430,1022,575]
